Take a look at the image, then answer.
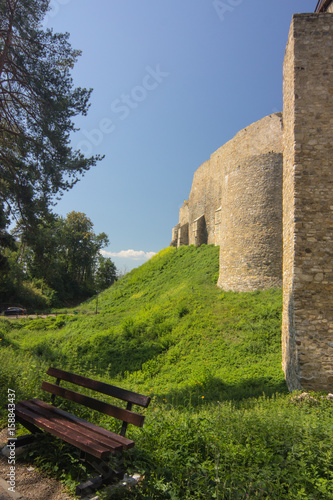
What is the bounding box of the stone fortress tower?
[171,2,333,392]
[282,2,333,391]
[217,115,283,292]
[171,114,284,292]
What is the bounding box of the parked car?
[4,307,27,316]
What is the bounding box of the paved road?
[0,314,75,320]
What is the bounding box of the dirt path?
[0,314,75,320]
[0,429,75,500]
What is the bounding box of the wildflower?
[201,396,204,399]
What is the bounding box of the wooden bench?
[14,367,151,495]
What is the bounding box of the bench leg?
[2,434,38,459]
[15,415,43,436]
[76,452,124,497]
[76,476,103,497]
[7,434,37,447]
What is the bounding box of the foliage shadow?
[157,376,288,409]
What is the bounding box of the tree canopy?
[61,211,109,287]
[0,0,102,232]
[1,211,116,307]
[95,256,118,291]
[0,1,118,309]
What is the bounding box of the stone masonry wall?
[172,114,283,263]
[187,158,221,245]
[218,151,283,291]
[171,113,283,292]
[282,13,333,392]
[217,115,283,291]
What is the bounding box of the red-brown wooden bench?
[14,367,151,496]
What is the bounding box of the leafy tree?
[0,0,102,235]
[2,210,117,306]
[94,256,118,291]
[62,212,109,289]
[16,214,67,294]
[9,211,112,304]
[0,201,16,271]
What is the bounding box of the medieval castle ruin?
[171,2,333,392]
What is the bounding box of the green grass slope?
[1,245,333,499]
[0,245,285,403]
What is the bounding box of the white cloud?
[101,249,156,261]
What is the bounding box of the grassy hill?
[1,245,333,499]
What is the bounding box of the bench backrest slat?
[47,367,150,408]
[41,382,145,427]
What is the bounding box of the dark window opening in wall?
[177,223,189,246]
[192,215,207,246]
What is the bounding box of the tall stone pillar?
[282,13,333,391]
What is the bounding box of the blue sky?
[45,0,315,272]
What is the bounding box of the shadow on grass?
[99,342,166,378]
[28,337,167,378]
[157,376,288,408]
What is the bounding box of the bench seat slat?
[41,382,145,427]
[29,399,134,450]
[47,367,151,408]
[16,401,113,459]
[19,400,128,452]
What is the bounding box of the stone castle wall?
[170,6,333,393]
[282,13,333,392]
[218,151,283,291]
[171,158,221,247]
[187,158,221,245]
[171,114,284,291]
[217,115,283,291]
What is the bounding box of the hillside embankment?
[0,246,332,499]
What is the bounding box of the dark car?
[4,307,27,316]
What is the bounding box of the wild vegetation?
[0,0,101,236]
[1,245,332,499]
[0,1,109,308]
[0,210,117,309]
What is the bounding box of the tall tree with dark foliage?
[0,0,102,246]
